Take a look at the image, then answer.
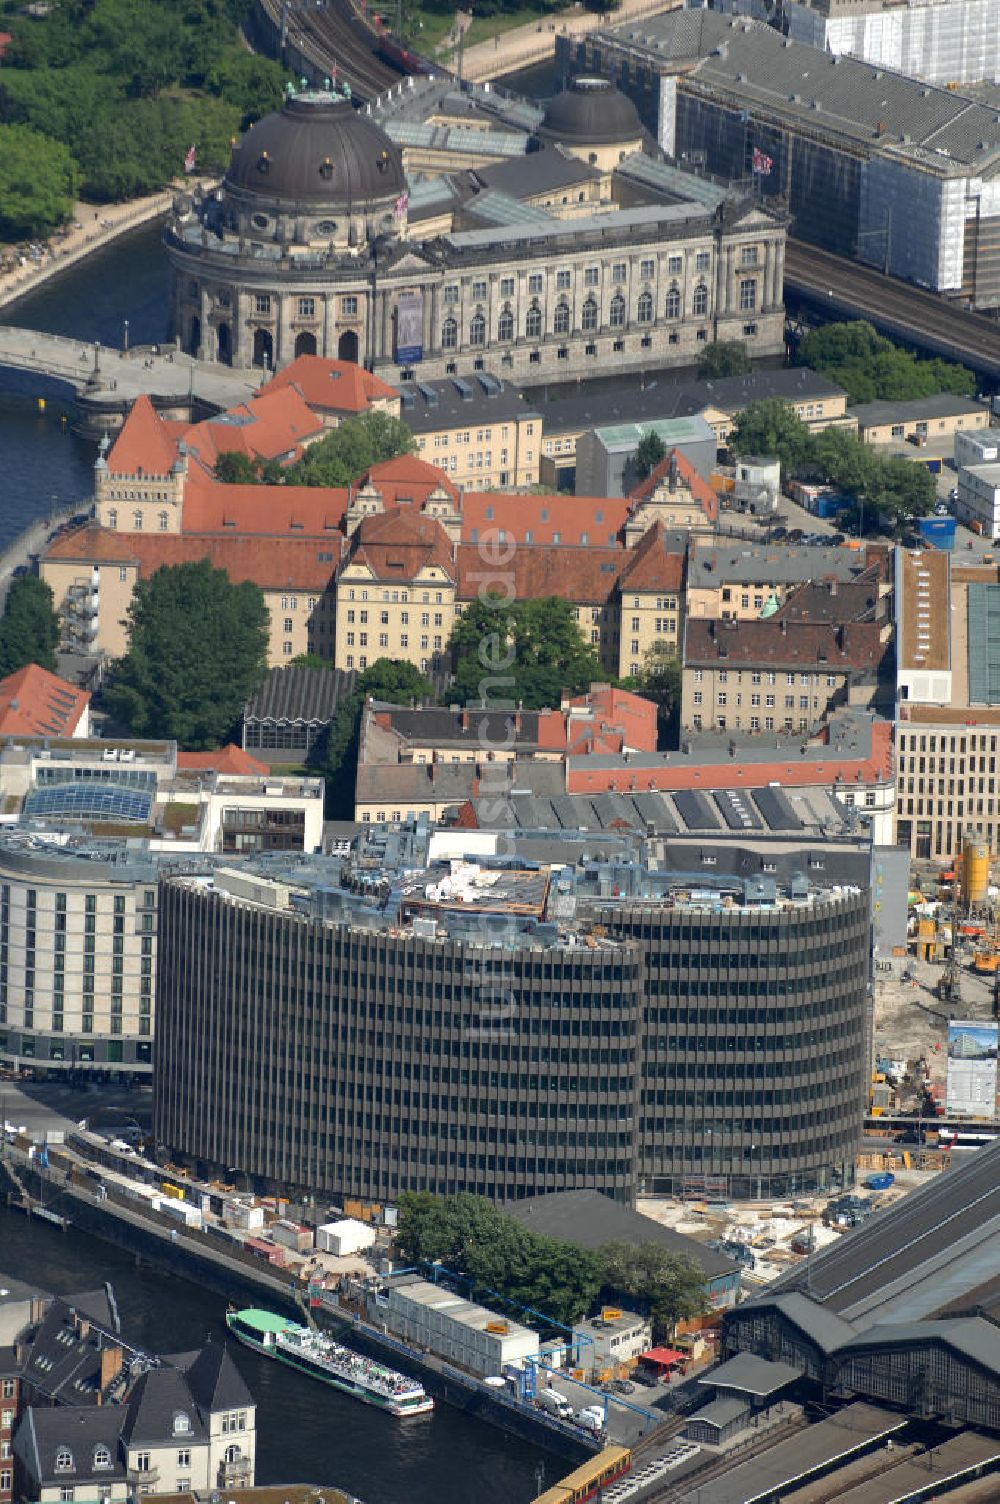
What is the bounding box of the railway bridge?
[785,241,1000,384]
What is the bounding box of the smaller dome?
[538,77,643,147]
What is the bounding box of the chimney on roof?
[100,1345,124,1391]
[668,452,678,493]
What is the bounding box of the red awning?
[640,1347,686,1366]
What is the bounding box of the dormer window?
[256,152,270,174]
[376,151,390,174]
[172,1411,191,1435]
[55,1449,74,1473]
[319,158,334,180]
[93,1447,112,1470]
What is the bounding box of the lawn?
[401,1,577,61]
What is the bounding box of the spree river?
[0,1203,561,1503]
[0,223,561,1501]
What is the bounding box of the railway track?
[784,240,1000,381]
[277,0,404,100]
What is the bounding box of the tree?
[798,320,975,404]
[308,657,434,816]
[0,575,60,676]
[622,643,681,749]
[0,124,78,238]
[205,51,288,129]
[632,430,666,483]
[213,450,284,486]
[697,339,750,380]
[727,399,814,477]
[103,559,269,747]
[284,411,417,488]
[448,596,601,710]
[600,1243,707,1341]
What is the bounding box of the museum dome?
[225,87,406,210]
[537,76,643,147]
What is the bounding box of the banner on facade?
[946,1019,999,1116]
[752,147,773,175]
[395,291,423,365]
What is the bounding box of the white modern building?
[572,1309,652,1378]
[372,1276,538,1378]
[786,0,1000,87]
[956,462,1000,539]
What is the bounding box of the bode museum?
[165,75,787,383]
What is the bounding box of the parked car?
[609,1379,635,1395]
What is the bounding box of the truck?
[536,1388,574,1420]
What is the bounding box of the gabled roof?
[244,665,358,725]
[181,387,324,469]
[174,1340,253,1416]
[181,473,348,535]
[360,454,461,505]
[260,355,399,413]
[617,522,686,593]
[456,542,625,603]
[45,525,339,593]
[15,1405,126,1487]
[176,745,269,776]
[121,1365,206,1446]
[0,664,89,738]
[836,1317,1000,1378]
[628,447,718,522]
[684,618,883,671]
[344,509,456,582]
[107,395,179,478]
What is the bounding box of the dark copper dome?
[225,89,406,210]
[538,76,643,146]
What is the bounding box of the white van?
[537,1388,574,1420]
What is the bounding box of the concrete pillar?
[421,288,432,359]
[323,294,336,359]
[380,291,391,363]
[198,287,210,360]
[234,290,250,368]
[429,285,441,356]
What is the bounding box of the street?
[0,1076,152,1140]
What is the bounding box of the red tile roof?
[45,525,338,592]
[360,455,461,506]
[461,491,632,547]
[0,664,89,738]
[181,473,348,536]
[566,724,893,794]
[617,523,686,593]
[345,509,456,582]
[181,387,324,469]
[260,356,399,414]
[565,685,658,754]
[176,745,269,775]
[629,449,718,523]
[457,542,625,603]
[684,618,883,671]
[107,394,178,478]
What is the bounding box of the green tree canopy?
[103,559,269,747]
[0,123,78,238]
[601,1242,707,1340]
[213,450,284,486]
[285,411,418,488]
[0,575,60,676]
[632,429,666,482]
[621,643,680,750]
[727,398,815,477]
[205,50,288,129]
[697,339,750,380]
[449,596,601,710]
[798,320,975,403]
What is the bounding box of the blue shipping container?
[918,516,957,551]
[865,1172,895,1190]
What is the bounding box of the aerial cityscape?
[0,0,999,1502]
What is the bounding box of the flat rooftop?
[898,548,950,674]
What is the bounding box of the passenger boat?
[225,1307,434,1417]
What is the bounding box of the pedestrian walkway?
[459,0,680,82]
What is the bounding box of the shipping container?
[918,516,957,551]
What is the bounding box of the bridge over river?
[0,325,257,436]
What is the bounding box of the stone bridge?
[0,325,258,435]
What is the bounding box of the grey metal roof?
[687,1394,749,1430]
[505,1189,740,1280]
[837,1317,1000,1377]
[967,582,1000,706]
[175,1340,252,1416]
[616,149,730,210]
[475,147,602,198]
[700,1352,802,1396]
[121,1365,208,1445]
[538,367,845,437]
[850,395,988,425]
[688,543,870,589]
[385,119,528,158]
[445,200,711,251]
[669,1402,905,1504]
[607,10,1000,174]
[742,1290,858,1353]
[768,1139,1000,1323]
[460,190,555,228]
[243,666,357,727]
[16,1405,127,1488]
[401,374,541,432]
